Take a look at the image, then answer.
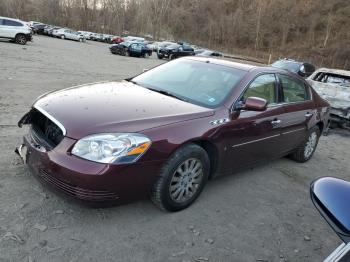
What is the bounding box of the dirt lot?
[0,36,349,262]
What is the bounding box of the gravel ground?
[0,36,349,262]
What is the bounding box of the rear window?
[3,19,22,27]
[279,74,310,102]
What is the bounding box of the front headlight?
[71,133,151,164]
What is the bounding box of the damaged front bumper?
[15,108,164,203]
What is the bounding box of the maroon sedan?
[16,57,329,211]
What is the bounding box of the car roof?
[0,16,25,23]
[183,57,304,79]
[184,57,258,71]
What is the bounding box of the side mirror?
[236,97,267,111]
[311,177,350,261]
[311,177,350,244]
[298,65,307,77]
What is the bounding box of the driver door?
[220,73,284,171]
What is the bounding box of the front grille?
[37,169,119,202]
[30,109,64,149]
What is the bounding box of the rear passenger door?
[277,74,315,154]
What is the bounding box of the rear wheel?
[15,34,27,45]
[151,144,210,212]
[289,126,320,162]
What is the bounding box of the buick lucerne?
[16,57,330,211]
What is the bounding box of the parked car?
[43,25,53,35]
[307,68,350,128]
[157,43,195,60]
[271,59,315,78]
[102,34,114,43]
[47,26,60,36]
[155,41,175,52]
[127,42,152,57]
[110,41,148,56]
[54,28,86,42]
[111,36,124,44]
[0,16,32,45]
[16,57,329,211]
[311,177,350,261]
[196,49,223,57]
[32,23,46,34]
[110,41,131,55]
[93,33,104,42]
[78,31,93,40]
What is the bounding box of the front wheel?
[61,35,65,40]
[157,53,164,59]
[151,144,210,212]
[289,126,320,162]
[15,34,27,45]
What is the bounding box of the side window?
[3,19,22,27]
[0,19,3,25]
[279,74,309,103]
[243,74,277,105]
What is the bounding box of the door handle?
[271,119,281,125]
[305,112,313,117]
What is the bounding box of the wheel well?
[192,140,218,179]
[15,33,25,37]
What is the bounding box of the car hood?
[33,81,214,139]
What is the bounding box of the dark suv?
[271,59,315,78]
[157,43,195,60]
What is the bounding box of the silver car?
[54,28,86,42]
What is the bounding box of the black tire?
[289,126,320,163]
[15,34,27,45]
[157,53,164,59]
[61,35,65,40]
[151,144,210,212]
[169,54,176,60]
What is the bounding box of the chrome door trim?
[232,134,280,148]
[282,128,305,135]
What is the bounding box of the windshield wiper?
[146,87,188,102]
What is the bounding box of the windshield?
[132,59,247,108]
[271,60,300,72]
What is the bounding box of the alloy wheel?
[17,35,26,45]
[304,131,317,158]
[169,158,203,203]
